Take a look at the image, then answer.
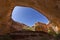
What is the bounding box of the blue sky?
[12,6,49,26]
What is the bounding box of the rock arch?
[0,0,60,34]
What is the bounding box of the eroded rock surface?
[0,1,60,40]
[0,0,60,34]
[9,31,55,40]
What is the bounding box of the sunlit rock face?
[0,0,60,34]
[10,21,28,32]
[33,22,48,32]
[32,22,59,34]
[47,22,59,34]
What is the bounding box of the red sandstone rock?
[0,0,60,35]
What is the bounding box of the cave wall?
[0,0,60,34]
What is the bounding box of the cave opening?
[11,6,49,27]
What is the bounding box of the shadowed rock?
[9,31,55,40]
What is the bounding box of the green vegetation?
[55,34,60,40]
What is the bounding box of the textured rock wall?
[34,22,48,32]
[0,0,60,34]
[9,31,55,40]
